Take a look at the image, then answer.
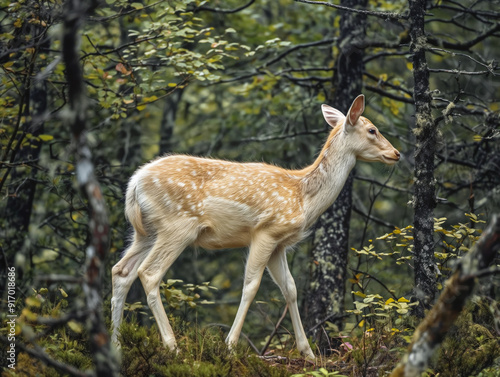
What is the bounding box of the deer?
[110,94,400,360]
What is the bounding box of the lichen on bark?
[409,0,438,317]
[306,0,368,353]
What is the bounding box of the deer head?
[321,94,401,164]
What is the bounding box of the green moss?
[435,300,500,377]
[117,318,291,377]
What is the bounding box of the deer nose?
[394,150,401,160]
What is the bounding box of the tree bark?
[62,1,120,376]
[409,0,438,317]
[306,0,367,353]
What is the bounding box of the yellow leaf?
[143,95,158,103]
[137,104,147,111]
[68,320,83,333]
[406,62,413,71]
[398,297,410,303]
[39,134,54,141]
[385,298,395,305]
[353,291,367,298]
[59,288,68,298]
[22,308,38,321]
[26,296,41,307]
[358,319,365,327]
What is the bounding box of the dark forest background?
[1,0,499,376]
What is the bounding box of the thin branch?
[260,305,288,356]
[352,204,397,229]
[0,335,91,377]
[294,0,408,20]
[195,0,256,14]
[364,71,414,97]
[355,175,409,194]
[307,313,350,334]
[365,84,414,104]
[262,38,335,68]
[350,268,398,300]
[427,22,500,51]
[428,68,498,76]
[205,323,260,354]
[216,38,336,85]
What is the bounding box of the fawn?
[111,94,400,359]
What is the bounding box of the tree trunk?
[62,1,120,375]
[409,0,437,317]
[306,0,367,353]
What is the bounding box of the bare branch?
[365,84,414,104]
[195,0,256,14]
[260,305,288,356]
[294,0,408,20]
[427,22,500,51]
[262,38,335,68]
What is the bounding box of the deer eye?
[369,129,377,135]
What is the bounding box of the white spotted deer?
[111,94,400,359]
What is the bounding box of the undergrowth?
[2,214,498,376]
[3,300,498,377]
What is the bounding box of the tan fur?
[124,183,147,236]
[111,95,400,360]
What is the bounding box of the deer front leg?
[267,248,315,360]
[226,234,277,349]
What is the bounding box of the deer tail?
[125,174,147,236]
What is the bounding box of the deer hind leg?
[137,220,199,351]
[267,248,315,360]
[111,233,153,347]
[226,233,277,349]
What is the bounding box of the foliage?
[3,215,497,376]
[1,0,499,375]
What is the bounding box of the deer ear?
[321,104,345,128]
[346,94,365,127]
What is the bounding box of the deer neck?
[299,129,356,229]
